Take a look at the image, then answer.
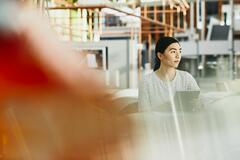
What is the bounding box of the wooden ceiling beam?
[46,4,184,32]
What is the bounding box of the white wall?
[70,37,138,89]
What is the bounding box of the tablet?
[173,91,200,111]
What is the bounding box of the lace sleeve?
[138,78,152,111]
[185,72,200,91]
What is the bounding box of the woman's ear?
[157,52,163,60]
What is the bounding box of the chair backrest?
[111,97,138,112]
[114,88,138,98]
[120,101,138,114]
[216,79,240,92]
[216,81,229,91]
[227,79,240,92]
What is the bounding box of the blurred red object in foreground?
[0,3,132,159]
[0,33,65,99]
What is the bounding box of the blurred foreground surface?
[1,1,240,160]
[0,2,131,159]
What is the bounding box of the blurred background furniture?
[111,89,138,114]
[216,79,240,92]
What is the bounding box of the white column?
[190,1,195,40]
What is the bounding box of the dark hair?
[153,37,179,71]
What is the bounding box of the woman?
[138,37,200,111]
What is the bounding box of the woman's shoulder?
[177,69,193,78]
[143,71,156,81]
[141,72,156,84]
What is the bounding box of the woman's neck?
[155,65,176,81]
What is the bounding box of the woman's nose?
[176,52,180,58]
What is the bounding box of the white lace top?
[138,70,200,111]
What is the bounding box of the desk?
[117,92,240,160]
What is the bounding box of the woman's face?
[157,42,181,68]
